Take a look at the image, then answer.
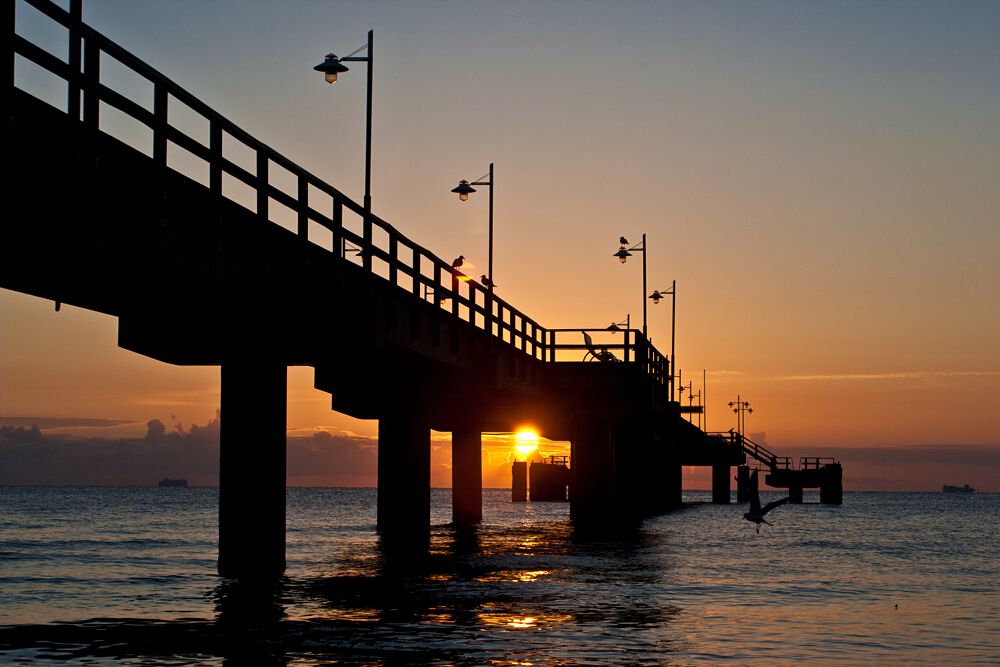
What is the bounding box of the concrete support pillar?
[789,483,804,503]
[736,465,750,503]
[570,421,613,525]
[218,362,287,579]
[452,428,482,525]
[712,464,731,504]
[611,423,644,525]
[377,399,431,543]
[820,464,843,505]
[664,460,683,509]
[511,461,527,502]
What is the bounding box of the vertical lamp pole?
[613,234,648,337]
[647,280,676,401]
[451,163,495,289]
[315,31,374,270]
[729,396,752,440]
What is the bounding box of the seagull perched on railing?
[481,275,496,289]
[452,255,464,269]
[743,469,798,533]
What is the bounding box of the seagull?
[452,255,464,269]
[743,469,799,533]
[481,275,496,288]
[619,236,629,245]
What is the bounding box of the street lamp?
[614,234,648,338]
[648,280,677,401]
[729,396,752,441]
[606,315,630,332]
[451,164,494,291]
[315,31,374,271]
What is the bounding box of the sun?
[515,431,539,455]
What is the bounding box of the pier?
[5,0,840,580]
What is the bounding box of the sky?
[4,0,999,490]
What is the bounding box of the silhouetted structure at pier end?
[5,0,840,580]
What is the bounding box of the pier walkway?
[5,0,839,579]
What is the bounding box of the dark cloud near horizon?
[286,431,376,478]
[0,417,143,430]
[0,417,222,485]
[0,414,380,485]
[0,424,44,444]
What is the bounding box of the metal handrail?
[12,0,671,380]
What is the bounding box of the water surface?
[1,487,997,665]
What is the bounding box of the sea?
[1,487,997,666]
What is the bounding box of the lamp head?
[314,54,349,83]
[648,290,662,304]
[451,180,476,201]
[614,246,631,264]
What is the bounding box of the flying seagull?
[481,275,496,288]
[452,255,464,269]
[743,469,799,533]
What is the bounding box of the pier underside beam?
[452,428,483,526]
[378,399,431,544]
[218,362,287,579]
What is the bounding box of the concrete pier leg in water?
[570,421,612,525]
[736,465,750,503]
[820,463,843,505]
[452,428,482,525]
[511,461,527,502]
[789,482,804,503]
[712,464,731,504]
[218,363,287,579]
[665,459,683,509]
[377,399,431,542]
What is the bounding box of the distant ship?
[942,484,974,493]
[158,478,188,487]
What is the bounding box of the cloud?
[0,424,44,444]
[774,371,1000,381]
[286,431,376,483]
[0,417,143,430]
[145,419,167,438]
[0,414,222,486]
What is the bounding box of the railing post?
[68,0,82,121]
[153,83,167,167]
[412,251,420,296]
[297,175,308,238]
[256,152,268,223]
[434,263,442,307]
[332,196,343,252]
[389,232,398,287]
[83,35,99,126]
[209,121,222,196]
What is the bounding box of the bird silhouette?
[619,236,629,245]
[452,255,464,269]
[743,469,799,533]
[481,275,496,288]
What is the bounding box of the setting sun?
[515,431,539,455]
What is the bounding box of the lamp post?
[451,163,495,291]
[613,234,648,338]
[606,315,630,332]
[647,280,677,401]
[729,396,752,440]
[314,31,374,271]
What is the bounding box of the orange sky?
[3,0,998,491]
